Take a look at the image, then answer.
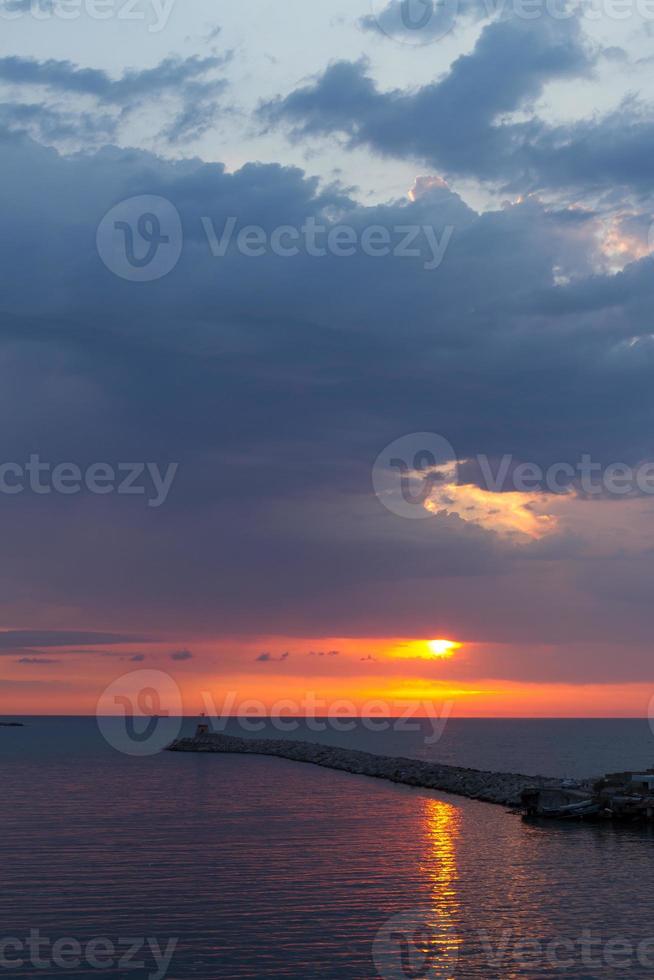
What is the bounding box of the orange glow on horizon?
[1,632,652,718]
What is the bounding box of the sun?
[428,639,461,658]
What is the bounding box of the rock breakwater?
[167,731,562,807]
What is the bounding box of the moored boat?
[521,768,654,822]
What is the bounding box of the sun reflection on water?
[421,798,463,977]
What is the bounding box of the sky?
[1,0,654,717]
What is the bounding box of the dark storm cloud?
[0,129,653,679]
[262,17,593,178]
[262,15,654,195]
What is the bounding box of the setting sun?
[428,639,462,658]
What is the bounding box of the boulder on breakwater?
[166,730,562,807]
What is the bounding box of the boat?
[521,767,654,822]
[521,784,598,820]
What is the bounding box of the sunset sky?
[2,0,654,717]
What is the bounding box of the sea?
[2,717,654,979]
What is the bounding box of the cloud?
[0,53,230,146]
[170,650,193,661]
[262,16,594,159]
[0,631,146,653]
[0,130,651,686]
[0,100,116,143]
[2,0,56,10]
[260,16,654,195]
[0,54,224,103]
[360,0,480,42]
[16,657,60,664]
[0,5,654,699]
[0,678,66,689]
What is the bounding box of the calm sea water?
[2,718,654,978]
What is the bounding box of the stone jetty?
[167,730,563,807]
